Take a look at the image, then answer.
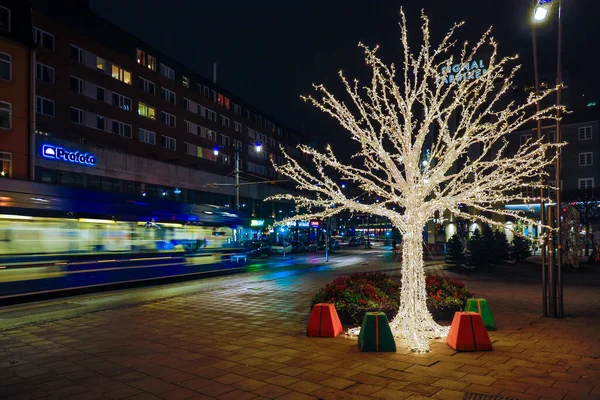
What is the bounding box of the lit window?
[70,107,83,124]
[36,63,55,83]
[160,87,176,104]
[160,111,176,127]
[159,63,175,80]
[579,152,593,166]
[147,55,156,71]
[139,128,156,145]
[0,102,10,130]
[69,76,83,93]
[70,45,83,63]
[111,64,131,85]
[578,126,592,141]
[138,103,156,120]
[96,56,107,71]
[0,52,11,80]
[0,6,10,32]
[33,27,54,50]
[217,94,231,108]
[182,76,190,88]
[0,152,11,178]
[219,154,230,165]
[35,97,54,117]
[161,135,176,150]
[136,49,145,65]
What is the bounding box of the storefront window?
[0,152,11,178]
[35,167,55,183]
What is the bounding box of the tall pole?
[555,0,564,318]
[531,3,548,317]
[234,148,240,211]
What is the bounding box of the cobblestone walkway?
[1,261,599,400]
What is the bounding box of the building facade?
[0,0,34,181]
[1,1,306,220]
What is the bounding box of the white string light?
[267,9,562,352]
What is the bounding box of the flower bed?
[311,272,472,325]
[425,275,473,321]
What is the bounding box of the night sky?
[92,0,600,149]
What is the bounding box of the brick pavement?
[1,261,600,400]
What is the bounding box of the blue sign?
[41,144,96,166]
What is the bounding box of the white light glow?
[534,6,549,21]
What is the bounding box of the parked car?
[348,237,362,247]
[244,241,272,257]
[290,240,306,253]
[304,242,317,251]
[271,242,293,254]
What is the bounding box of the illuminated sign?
[437,59,487,85]
[297,221,310,228]
[41,144,96,166]
[309,220,320,228]
[250,219,265,227]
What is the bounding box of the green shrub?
[445,234,465,269]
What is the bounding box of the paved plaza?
[1,257,600,400]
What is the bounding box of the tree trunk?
[389,223,449,352]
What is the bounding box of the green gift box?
[357,312,396,352]
[465,298,496,331]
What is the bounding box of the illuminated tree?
[269,10,561,352]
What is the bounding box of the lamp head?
[255,141,262,152]
[534,5,549,21]
[213,146,219,156]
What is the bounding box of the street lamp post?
[531,0,548,317]
[554,0,564,318]
[214,141,262,212]
[532,0,564,318]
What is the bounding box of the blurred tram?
[0,180,249,300]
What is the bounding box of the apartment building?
[0,1,309,218]
[0,0,34,181]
